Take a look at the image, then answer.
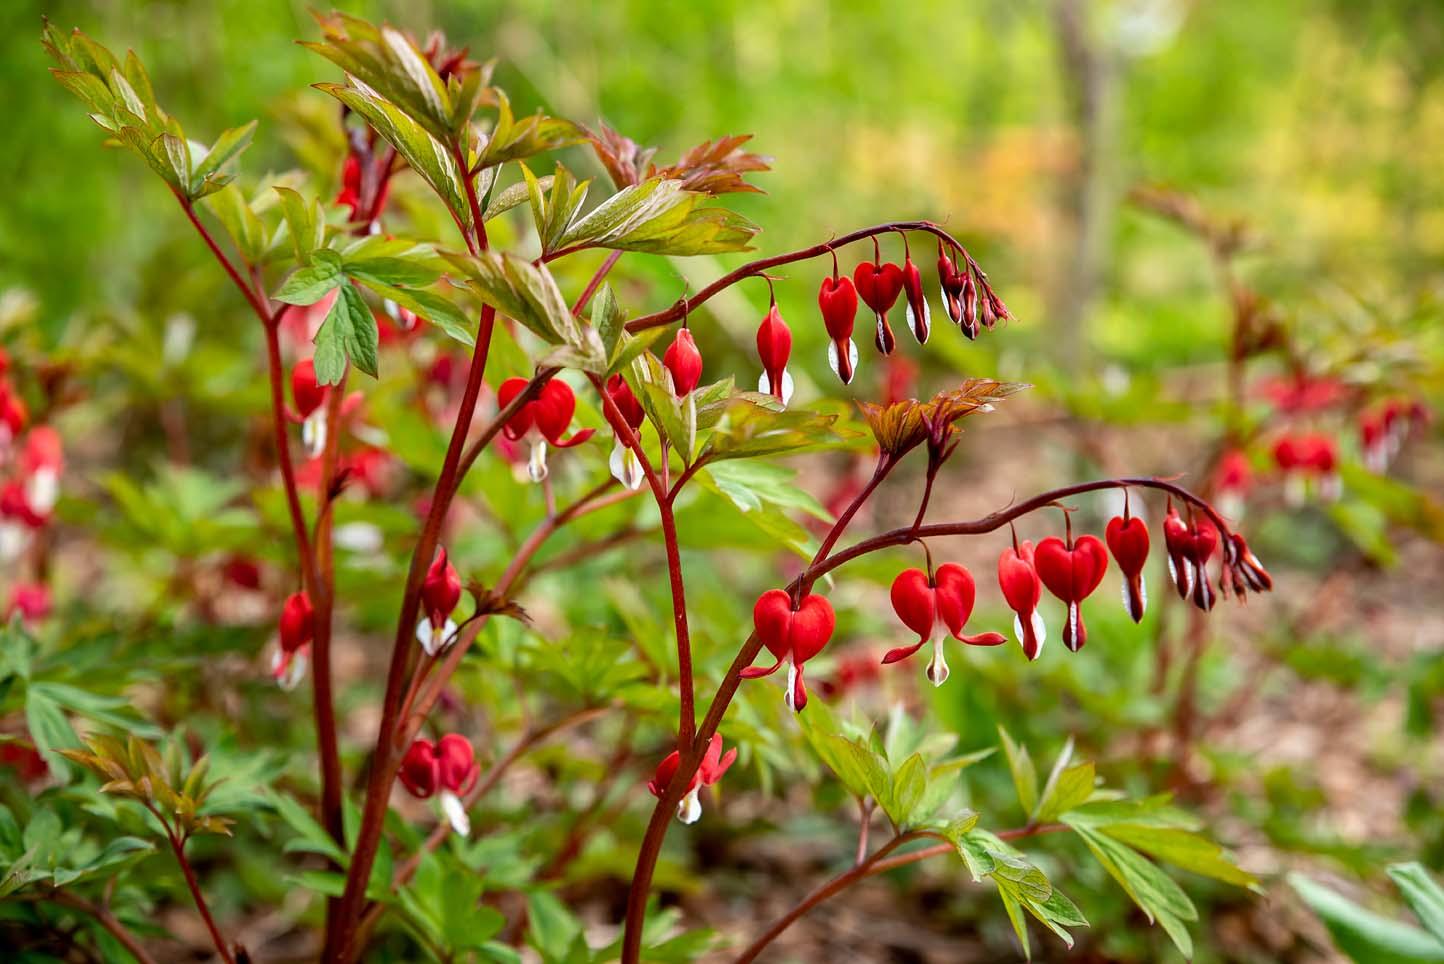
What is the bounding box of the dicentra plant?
[6,13,1284,962]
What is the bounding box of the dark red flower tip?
[663,328,703,396]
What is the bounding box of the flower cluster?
[743,492,1271,705]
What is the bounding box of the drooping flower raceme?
[605,374,646,491]
[743,589,836,711]
[1034,526,1109,652]
[997,540,1047,660]
[884,563,1006,686]
[271,591,315,690]
[398,733,480,835]
[416,548,461,655]
[647,733,737,825]
[498,377,595,483]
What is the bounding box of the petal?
[527,439,549,483]
[440,791,470,836]
[881,640,926,664]
[739,656,785,679]
[676,786,703,824]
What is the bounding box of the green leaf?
[1391,864,1444,949]
[204,183,269,263]
[697,395,852,464]
[275,187,327,264]
[886,753,928,828]
[313,284,379,383]
[1291,872,1444,964]
[351,277,474,347]
[276,249,344,305]
[24,687,79,780]
[192,120,257,188]
[343,255,441,288]
[1071,824,1197,958]
[474,92,583,170]
[1100,824,1258,890]
[484,175,553,221]
[1035,762,1095,823]
[556,177,759,256]
[443,250,574,343]
[318,81,471,230]
[997,727,1038,818]
[269,790,348,865]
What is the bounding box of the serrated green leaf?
[313,283,378,383]
[276,249,344,305]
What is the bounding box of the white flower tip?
[441,792,470,836]
[301,411,328,459]
[676,787,703,825]
[527,439,549,483]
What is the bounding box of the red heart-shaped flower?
[746,589,836,711]
[1034,534,1108,652]
[1105,514,1150,623]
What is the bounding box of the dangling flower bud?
[900,244,931,345]
[997,540,1046,660]
[1034,524,1109,653]
[663,328,703,396]
[1228,533,1273,595]
[290,359,330,458]
[743,589,836,711]
[818,266,860,384]
[498,377,595,483]
[416,548,461,656]
[646,733,737,824]
[272,591,315,690]
[884,563,1005,686]
[937,245,964,327]
[606,374,646,491]
[755,302,794,405]
[853,239,904,356]
[1105,510,1150,623]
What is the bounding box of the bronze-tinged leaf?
[586,121,656,189]
[859,379,1027,457]
[651,133,772,196]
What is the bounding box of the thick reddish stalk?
[309,372,349,848]
[324,305,497,963]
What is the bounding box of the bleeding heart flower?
[416,547,462,656]
[1228,533,1273,595]
[18,426,63,516]
[900,245,931,345]
[662,328,703,396]
[498,377,595,483]
[937,246,965,328]
[997,539,1047,660]
[1274,433,1341,504]
[1034,526,1109,652]
[853,241,904,356]
[1105,510,1150,623]
[884,563,1005,686]
[743,589,836,711]
[398,734,480,835]
[818,263,860,384]
[290,359,331,459]
[755,302,794,405]
[606,374,646,491]
[7,583,51,626]
[647,733,738,824]
[335,153,363,218]
[271,591,315,691]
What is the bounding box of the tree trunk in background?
[1051,0,1119,366]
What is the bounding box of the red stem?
[140,804,235,964]
[589,373,695,749]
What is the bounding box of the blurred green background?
[6,0,1442,362]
